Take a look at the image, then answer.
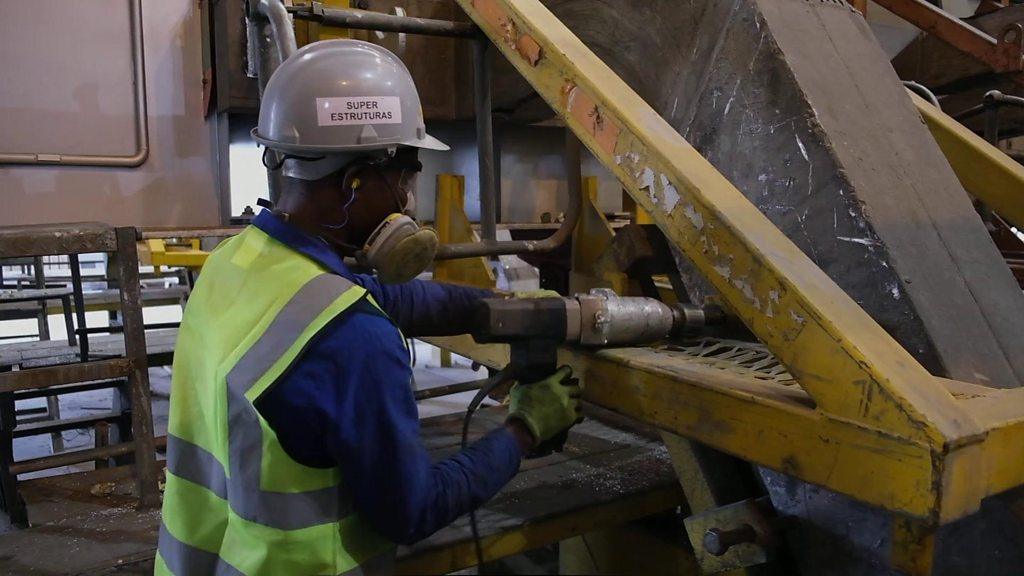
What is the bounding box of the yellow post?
[623,190,654,225]
[433,174,496,288]
[570,176,627,294]
[317,0,353,40]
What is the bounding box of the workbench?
[0,406,683,575]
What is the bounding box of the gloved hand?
[506,366,582,446]
[511,289,561,299]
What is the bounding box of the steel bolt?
[703,524,758,556]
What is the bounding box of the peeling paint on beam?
[459,0,977,445]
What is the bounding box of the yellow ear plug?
[351,178,361,190]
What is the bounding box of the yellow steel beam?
[456,0,972,445]
[570,176,627,294]
[424,335,1024,523]
[911,91,1024,230]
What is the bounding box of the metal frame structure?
[0,225,160,526]
[871,0,1024,81]
[434,1,1024,570]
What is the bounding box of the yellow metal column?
[912,91,1024,230]
[570,176,627,294]
[433,174,496,288]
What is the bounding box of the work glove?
[507,366,583,446]
[511,289,561,299]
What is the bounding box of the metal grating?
[662,338,796,384]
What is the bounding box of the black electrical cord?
[460,367,513,572]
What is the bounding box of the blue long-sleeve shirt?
[248,210,523,545]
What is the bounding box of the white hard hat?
[253,39,448,156]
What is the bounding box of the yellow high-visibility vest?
[156,225,394,575]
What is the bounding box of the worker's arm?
[352,275,495,337]
[255,301,525,545]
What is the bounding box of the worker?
[155,39,582,576]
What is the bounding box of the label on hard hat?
[316,97,402,126]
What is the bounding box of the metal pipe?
[433,130,583,260]
[984,100,1001,145]
[68,254,89,362]
[475,39,498,243]
[984,90,1024,109]
[256,0,296,62]
[0,0,149,167]
[249,0,296,203]
[10,442,135,476]
[952,103,986,122]
[140,227,244,240]
[414,378,489,401]
[290,5,478,38]
[903,81,940,108]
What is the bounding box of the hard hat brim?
[252,128,450,155]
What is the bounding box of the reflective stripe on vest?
[160,226,395,575]
[157,526,395,576]
[164,273,356,530]
[158,522,245,576]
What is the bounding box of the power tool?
[470,288,724,457]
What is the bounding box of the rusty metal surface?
[873,0,1024,76]
[0,359,130,394]
[113,228,159,509]
[0,223,116,258]
[893,5,1024,136]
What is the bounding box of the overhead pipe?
[474,39,498,243]
[248,0,297,202]
[903,81,940,108]
[289,4,479,38]
[434,131,583,260]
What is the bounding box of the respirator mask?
[352,151,438,284]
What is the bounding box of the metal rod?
[475,38,498,243]
[984,102,1001,145]
[68,254,89,361]
[290,5,479,38]
[140,227,244,240]
[15,379,125,401]
[10,442,135,476]
[414,378,488,401]
[903,81,940,108]
[433,129,583,260]
[0,0,149,167]
[76,322,179,335]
